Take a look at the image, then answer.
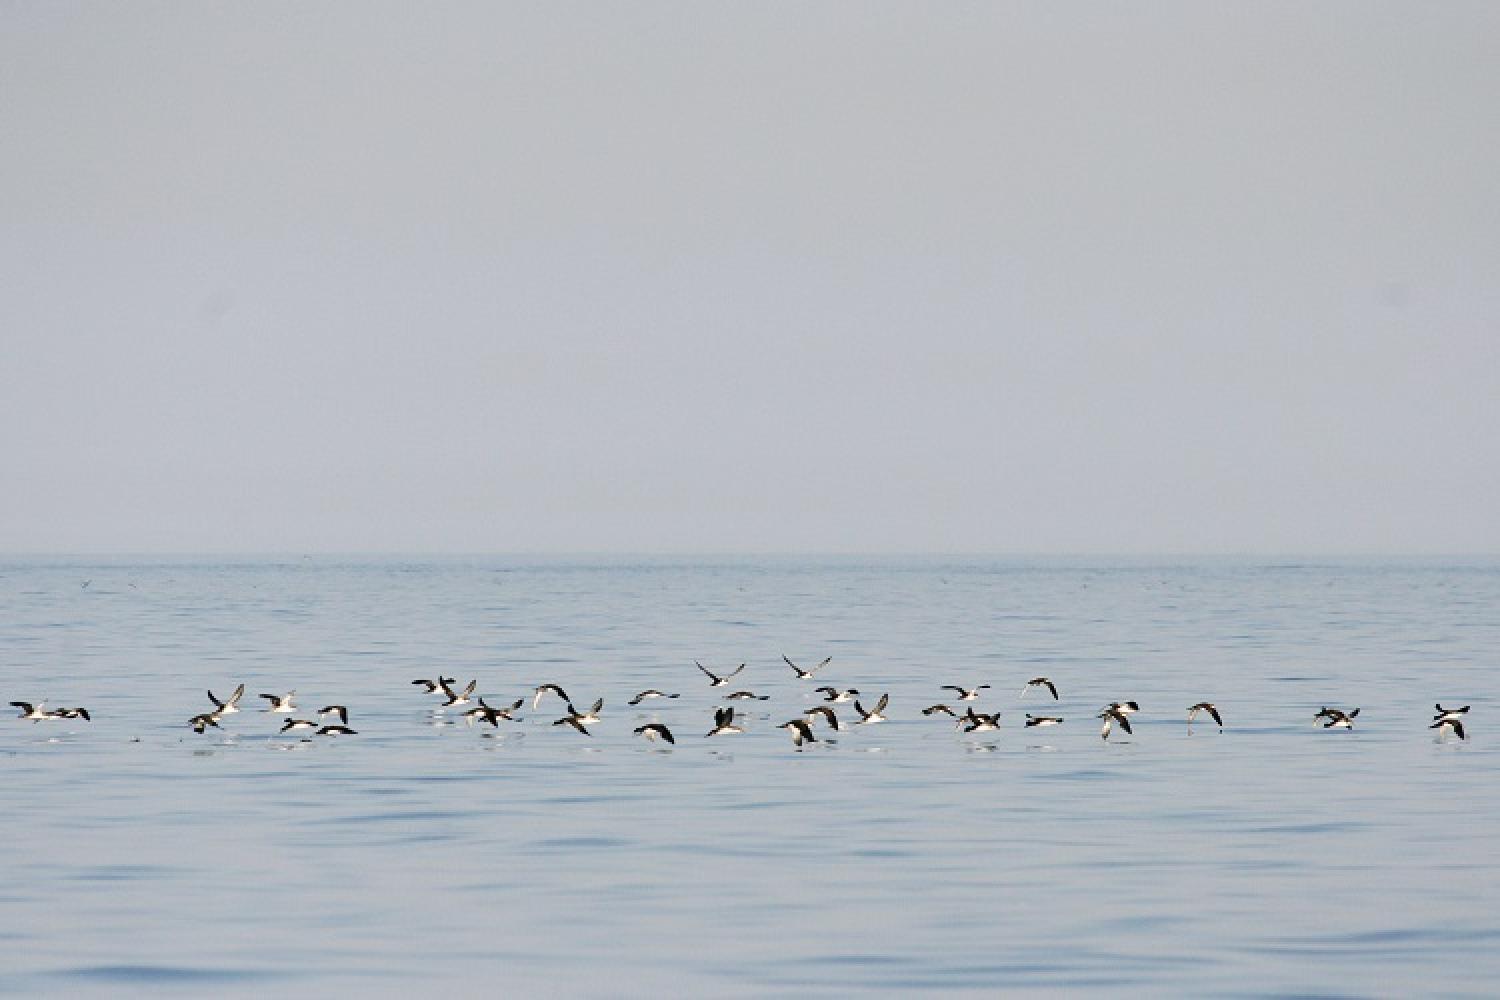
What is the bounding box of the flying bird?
[696,661,746,687]
[784,655,831,680]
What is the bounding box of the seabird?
[784,655,831,680]
[438,678,477,708]
[319,705,349,726]
[11,701,50,721]
[1187,702,1223,728]
[922,704,957,717]
[317,725,357,736]
[533,683,570,710]
[412,677,456,694]
[1020,677,1060,700]
[1431,717,1467,740]
[1322,708,1360,729]
[779,719,817,747]
[706,706,745,737]
[1104,701,1140,716]
[852,693,889,725]
[941,684,991,702]
[464,698,521,728]
[1098,707,1133,740]
[725,691,769,701]
[188,712,221,734]
[553,714,592,736]
[260,691,297,713]
[814,686,860,703]
[279,718,319,733]
[696,661,746,687]
[1025,714,1064,728]
[803,705,840,731]
[207,684,245,714]
[53,707,91,721]
[634,723,675,744]
[568,698,604,725]
[628,690,679,706]
[961,709,1001,733]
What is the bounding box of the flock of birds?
[8,654,1474,746]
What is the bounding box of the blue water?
[3,556,1497,996]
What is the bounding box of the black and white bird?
[279,718,319,734]
[464,698,522,727]
[815,687,860,703]
[628,690,679,706]
[922,704,957,717]
[317,725,357,736]
[207,684,245,714]
[260,691,297,713]
[413,676,456,695]
[1433,704,1471,724]
[961,709,1001,733]
[1098,707,1134,740]
[553,714,592,736]
[1187,702,1223,728]
[438,678,477,708]
[779,718,818,747]
[725,691,769,701]
[53,706,91,721]
[634,723,675,744]
[941,684,990,702]
[567,698,604,726]
[188,712,221,734]
[1103,701,1140,716]
[533,683,570,710]
[803,705,840,731]
[706,706,745,737]
[319,705,350,726]
[1025,714,1064,728]
[852,693,889,725]
[1321,707,1360,729]
[695,661,746,688]
[784,655,831,680]
[1020,677,1060,700]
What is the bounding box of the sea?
[2,555,1496,997]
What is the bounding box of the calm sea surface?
[2,556,1496,997]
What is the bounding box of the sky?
[2,2,1497,554]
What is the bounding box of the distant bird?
[706,706,745,737]
[1187,702,1223,728]
[803,705,840,731]
[1433,704,1471,723]
[635,723,675,744]
[922,704,957,717]
[553,714,592,736]
[319,705,349,726]
[1431,716,1467,740]
[279,718,319,734]
[784,655,831,680]
[725,691,769,701]
[188,712,221,734]
[412,677,456,694]
[464,698,521,728]
[1025,714,1064,728]
[1098,707,1134,740]
[317,725,357,736]
[628,690,679,706]
[1020,677,1060,700]
[260,691,297,713]
[961,709,1001,733]
[941,684,990,702]
[696,661,745,687]
[11,701,50,721]
[566,698,605,726]
[853,693,889,725]
[53,707,91,721]
[815,686,860,703]
[533,683,570,710]
[779,718,818,747]
[207,684,245,714]
[438,678,477,708]
[1321,708,1360,729]
[1103,701,1140,716]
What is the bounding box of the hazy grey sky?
[3,2,1497,554]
